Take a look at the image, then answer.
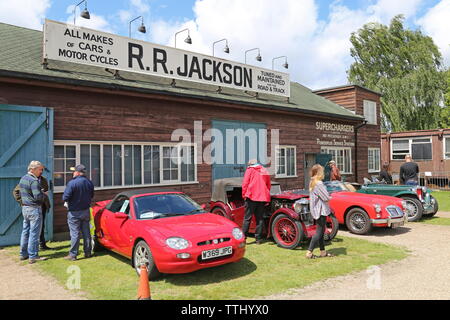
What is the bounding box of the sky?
[0,0,449,90]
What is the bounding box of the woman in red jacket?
[241,159,271,244]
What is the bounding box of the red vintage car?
[209,178,339,249]
[91,189,246,279]
[324,181,408,234]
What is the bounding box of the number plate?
[201,246,232,260]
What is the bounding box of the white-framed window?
[444,136,450,160]
[320,147,352,174]
[275,146,297,178]
[363,100,377,125]
[54,141,197,192]
[368,148,381,173]
[391,137,432,161]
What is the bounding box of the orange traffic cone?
[137,265,151,300]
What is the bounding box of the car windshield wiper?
[148,212,186,220]
[186,208,205,215]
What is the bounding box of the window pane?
[80,145,90,177]
[412,143,432,161]
[91,145,100,187]
[113,145,122,186]
[134,145,142,185]
[152,146,160,184]
[103,145,112,187]
[181,147,188,182]
[189,146,195,181]
[54,146,64,158]
[144,146,152,184]
[66,146,76,159]
[54,159,64,172]
[66,159,76,172]
[54,173,64,186]
[124,145,133,185]
[393,140,409,150]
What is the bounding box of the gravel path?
[261,211,450,300]
[0,250,87,300]
[0,212,449,300]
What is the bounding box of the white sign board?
[43,19,290,97]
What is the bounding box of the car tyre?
[324,214,339,241]
[401,196,423,222]
[271,214,304,249]
[345,208,372,235]
[133,240,161,280]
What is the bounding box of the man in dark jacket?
[400,155,419,186]
[14,175,52,250]
[18,161,48,264]
[63,164,94,260]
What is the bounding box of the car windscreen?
[324,181,348,193]
[134,193,206,220]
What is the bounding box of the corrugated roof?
[0,22,363,121]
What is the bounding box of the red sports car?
[324,181,409,234]
[91,189,246,279]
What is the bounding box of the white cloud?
[66,5,113,33]
[147,0,449,90]
[417,0,450,66]
[0,0,50,30]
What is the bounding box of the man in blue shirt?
[63,164,94,260]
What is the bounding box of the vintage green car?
[352,183,438,222]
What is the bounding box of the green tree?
[440,69,450,128]
[348,15,446,132]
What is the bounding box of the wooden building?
[0,23,382,243]
[381,129,450,185]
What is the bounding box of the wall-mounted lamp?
[272,56,289,70]
[245,48,262,64]
[73,0,90,25]
[175,28,192,48]
[213,38,230,56]
[129,16,146,38]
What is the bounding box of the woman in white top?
[306,164,334,259]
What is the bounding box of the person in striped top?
[19,161,48,264]
[306,164,334,259]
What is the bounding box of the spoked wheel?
[133,240,161,280]
[345,208,372,235]
[401,196,423,222]
[324,214,339,241]
[271,214,303,249]
[212,207,229,219]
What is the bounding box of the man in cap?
[62,164,94,260]
[329,160,342,181]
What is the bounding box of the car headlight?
[401,200,408,210]
[166,237,189,250]
[293,202,302,213]
[232,227,244,240]
[373,204,382,213]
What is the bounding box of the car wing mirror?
[115,212,129,219]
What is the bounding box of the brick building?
[0,22,381,243]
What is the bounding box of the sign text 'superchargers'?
[43,19,290,97]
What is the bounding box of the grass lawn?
[5,236,408,300]
[419,191,450,226]
[431,191,450,212]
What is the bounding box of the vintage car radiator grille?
[386,206,404,218]
[197,237,231,246]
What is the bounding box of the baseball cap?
[70,164,87,173]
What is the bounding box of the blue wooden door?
[211,120,267,181]
[0,105,54,247]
